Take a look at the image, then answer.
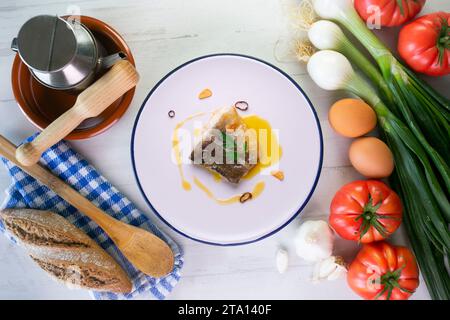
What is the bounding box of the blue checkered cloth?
[0,135,183,300]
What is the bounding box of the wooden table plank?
[0,0,448,299]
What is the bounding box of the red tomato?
[348,242,419,300]
[329,180,402,243]
[354,0,425,27]
[398,12,450,76]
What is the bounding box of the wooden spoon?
[0,135,174,277]
[15,60,139,167]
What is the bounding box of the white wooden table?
[0,0,448,300]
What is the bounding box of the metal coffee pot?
[11,15,126,91]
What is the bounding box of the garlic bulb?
[312,256,347,283]
[276,248,289,274]
[294,220,334,262]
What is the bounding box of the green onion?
[306,19,450,205]
[307,20,395,108]
[311,0,450,180]
[307,49,450,300]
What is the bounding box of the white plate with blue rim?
[131,54,323,245]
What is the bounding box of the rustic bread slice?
[0,208,132,293]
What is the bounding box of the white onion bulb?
[307,50,355,91]
[308,20,346,50]
[312,0,353,20]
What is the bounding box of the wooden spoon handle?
[15,60,139,167]
[0,135,116,232]
[0,135,174,277]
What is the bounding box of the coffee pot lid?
[15,15,77,72]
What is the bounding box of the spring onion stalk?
[390,172,450,300]
[307,50,450,299]
[306,19,450,217]
[308,20,395,108]
[311,0,450,168]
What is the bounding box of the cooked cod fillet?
[190,106,256,183]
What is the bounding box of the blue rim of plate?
[130,53,323,246]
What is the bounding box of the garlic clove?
[312,256,347,283]
[276,248,289,274]
[327,264,347,281]
[318,256,338,275]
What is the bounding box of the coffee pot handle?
[11,38,18,52]
[98,51,127,70]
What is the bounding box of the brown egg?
[349,137,394,178]
[329,99,377,138]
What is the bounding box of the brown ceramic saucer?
[11,16,136,140]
